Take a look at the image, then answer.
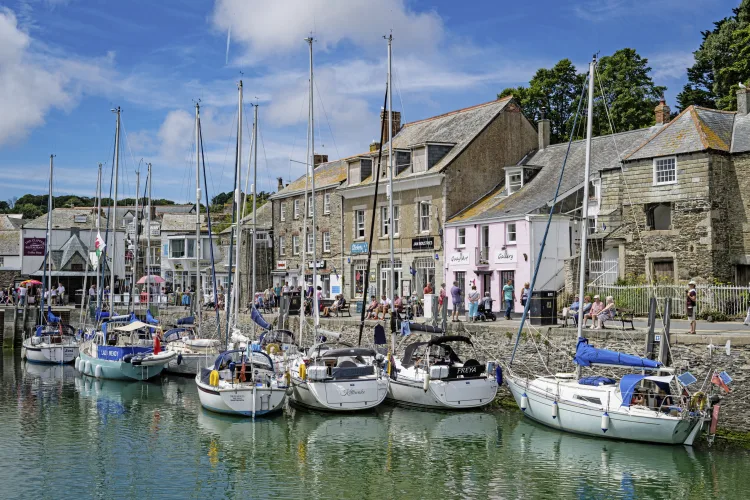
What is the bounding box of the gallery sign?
[23,237,46,256]
[449,252,469,266]
[351,242,368,254]
[411,237,434,251]
[495,248,517,264]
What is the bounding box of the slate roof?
[0,231,19,255]
[160,213,206,232]
[731,112,750,153]
[0,214,23,230]
[24,208,113,230]
[55,233,91,271]
[219,201,273,234]
[271,158,349,199]
[345,97,515,187]
[449,127,659,223]
[625,106,735,161]
[154,204,196,215]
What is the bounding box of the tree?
[593,49,666,134]
[0,201,9,212]
[677,1,750,110]
[17,204,43,219]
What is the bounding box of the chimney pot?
[369,140,380,152]
[313,154,328,168]
[654,97,671,125]
[737,88,750,115]
[380,109,401,140]
[277,177,284,191]
[538,118,550,150]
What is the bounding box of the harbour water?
[1,353,748,499]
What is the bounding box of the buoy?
[552,401,558,419]
[209,369,220,387]
[423,371,430,392]
[74,357,80,370]
[601,412,609,433]
[299,363,307,381]
[94,365,103,379]
[83,361,91,376]
[520,393,528,412]
[177,353,183,365]
[495,365,503,385]
[284,371,291,386]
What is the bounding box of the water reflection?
[1,352,748,499]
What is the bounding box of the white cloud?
[648,51,694,81]
[572,0,714,22]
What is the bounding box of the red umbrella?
[20,279,42,286]
[137,275,165,284]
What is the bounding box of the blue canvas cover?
[146,310,159,325]
[578,376,616,386]
[47,308,61,324]
[177,316,195,325]
[619,374,672,407]
[250,307,271,330]
[95,309,110,321]
[574,338,662,369]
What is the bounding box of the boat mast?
[306,36,319,335]
[195,103,203,325]
[251,103,259,337]
[45,154,54,314]
[146,163,152,311]
[232,82,244,329]
[387,33,396,346]
[95,164,102,312]
[111,107,121,308]
[575,56,596,378]
[132,169,140,313]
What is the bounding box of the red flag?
[711,372,730,393]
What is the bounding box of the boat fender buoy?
[285,386,294,397]
[552,401,558,419]
[495,365,503,385]
[299,363,307,381]
[209,369,220,387]
[95,365,103,379]
[74,357,80,370]
[83,361,91,376]
[520,393,528,412]
[601,412,609,433]
[423,371,430,392]
[177,353,183,366]
[284,371,291,386]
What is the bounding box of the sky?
[0,0,741,205]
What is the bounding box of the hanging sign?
[24,237,46,256]
[276,260,287,270]
[351,242,368,254]
[307,260,326,269]
[494,248,517,264]
[412,237,434,250]
[449,252,469,266]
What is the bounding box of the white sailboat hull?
[196,377,286,417]
[22,339,79,364]
[165,353,213,376]
[506,373,703,445]
[290,376,389,412]
[387,375,498,410]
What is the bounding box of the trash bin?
[285,292,301,315]
[530,290,557,326]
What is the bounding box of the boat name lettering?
[339,388,367,397]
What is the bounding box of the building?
[21,208,126,303]
[159,213,217,293]
[234,201,274,307]
[338,99,538,301]
[0,214,23,289]
[269,155,348,296]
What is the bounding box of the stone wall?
[0,270,18,290]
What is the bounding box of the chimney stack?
[369,140,380,152]
[313,154,328,168]
[277,177,284,191]
[380,109,401,140]
[538,107,550,150]
[654,97,671,125]
[737,87,750,115]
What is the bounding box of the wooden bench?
[616,309,635,330]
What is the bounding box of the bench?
[616,309,635,330]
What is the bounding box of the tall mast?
[146,163,152,312]
[387,34,396,343]
[251,103,259,337]
[95,163,102,312]
[232,81,244,327]
[575,56,596,378]
[132,169,140,313]
[195,102,202,324]
[111,107,121,305]
[46,154,54,310]
[306,36,318,334]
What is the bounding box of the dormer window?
[506,167,523,194]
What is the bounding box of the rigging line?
[313,78,340,160]
[200,119,222,341]
[510,71,590,366]
[287,91,310,186]
[259,125,272,194]
[208,108,238,209]
[242,103,256,219]
[119,117,140,198]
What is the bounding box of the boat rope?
[200,121,223,342]
[509,72,590,366]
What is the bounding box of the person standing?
[467,285,480,322]
[89,284,96,307]
[503,279,515,320]
[687,280,697,334]
[423,282,433,295]
[438,283,447,314]
[450,281,462,322]
[274,283,282,309]
[57,282,65,305]
[519,282,530,308]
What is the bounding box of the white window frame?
[506,223,517,243]
[306,233,314,254]
[280,203,286,222]
[308,195,313,217]
[279,236,286,256]
[507,172,523,194]
[653,156,677,186]
[0,256,4,267]
[293,200,300,219]
[419,202,431,233]
[292,235,300,255]
[323,231,331,253]
[355,210,366,239]
[380,206,390,237]
[457,227,466,248]
[588,217,597,234]
[323,193,331,214]
[393,205,400,236]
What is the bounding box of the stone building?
[269,155,348,296]
[236,201,274,307]
[0,214,23,289]
[338,98,538,301]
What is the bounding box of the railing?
[476,247,490,265]
[582,284,750,318]
[589,259,618,285]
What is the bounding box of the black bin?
[284,292,301,315]
[529,290,557,326]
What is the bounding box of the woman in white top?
[467,286,480,322]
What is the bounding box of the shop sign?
[23,237,46,256]
[449,252,469,266]
[411,237,434,250]
[276,260,287,270]
[495,248,517,264]
[351,242,368,254]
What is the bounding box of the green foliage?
[2,192,179,219]
[16,203,43,219]
[677,0,750,110]
[499,49,664,144]
[697,309,730,322]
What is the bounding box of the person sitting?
[583,295,603,328]
[323,294,342,317]
[481,292,493,312]
[393,294,404,317]
[594,296,616,329]
[562,295,580,323]
[366,295,379,319]
[408,293,421,319]
[631,392,645,406]
[377,295,391,320]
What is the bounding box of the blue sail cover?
[47,308,61,324]
[574,338,662,369]
[146,309,159,325]
[177,316,195,325]
[250,306,271,330]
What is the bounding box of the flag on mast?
[95,232,106,258]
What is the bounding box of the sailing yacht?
[21,155,79,364]
[504,56,707,445]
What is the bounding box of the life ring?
[209,370,220,387]
[266,343,280,355]
[690,391,707,411]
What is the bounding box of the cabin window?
[279,236,286,256]
[653,156,676,185]
[457,228,466,248]
[292,235,300,255]
[323,193,331,214]
[507,223,517,243]
[323,231,331,253]
[574,395,602,405]
[355,210,366,239]
[280,203,286,222]
[587,217,597,235]
[646,203,672,230]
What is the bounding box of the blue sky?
[0,0,740,204]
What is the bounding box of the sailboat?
[21,155,80,365]
[195,81,287,417]
[504,56,707,445]
[77,107,176,380]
